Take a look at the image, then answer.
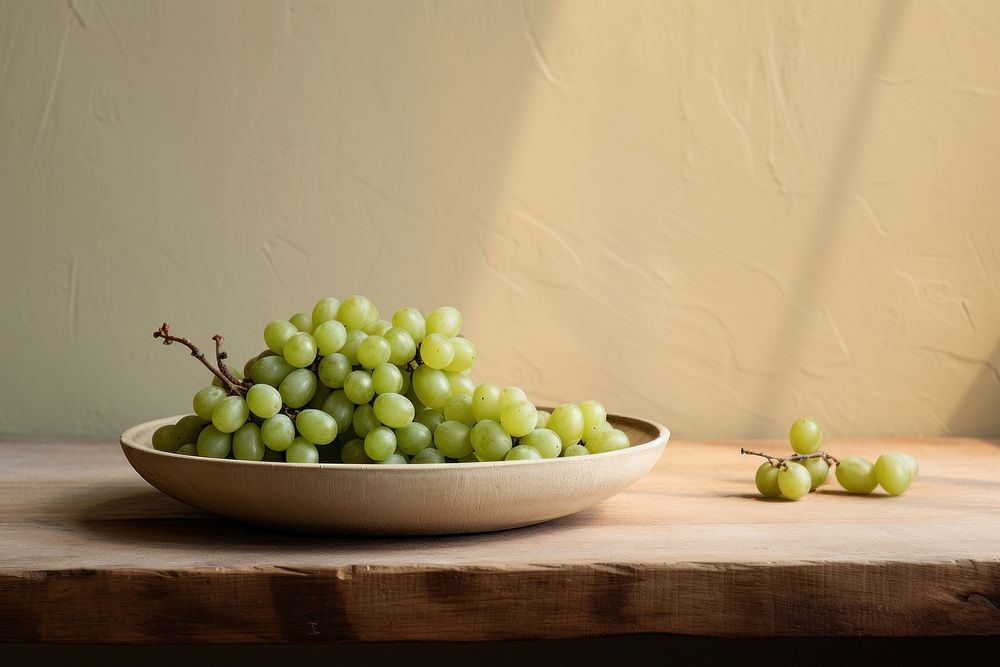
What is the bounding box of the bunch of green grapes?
[151,296,628,464]
[749,417,919,500]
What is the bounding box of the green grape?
[318,353,352,389]
[470,420,512,461]
[789,417,822,455]
[193,386,228,421]
[579,400,607,442]
[313,320,347,355]
[499,400,538,437]
[278,368,317,408]
[411,448,446,464]
[442,394,475,426]
[352,404,381,438]
[341,438,374,464]
[373,392,415,428]
[426,306,462,337]
[261,414,295,451]
[152,425,183,453]
[262,446,285,462]
[289,312,314,334]
[344,370,375,405]
[562,444,589,457]
[176,443,198,456]
[283,332,317,368]
[585,428,630,454]
[446,371,475,396]
[434,421,473,458]
[472,383,503,421]
[392,307,426,344]
[443,337,476,372]
[364,426,397,462]
[212,395,249,433]
[414,408,445,433]
[535,410,551,429]
[505,445,542,461]
[364,319,392,336]
[777,462,811,500]
[307,383,333,410]
[311,296,341,325]
[372,363,404,395]
[197,425,232,459]
[243,352,266,379]
[500,387,527,410]
[420,333,454,369]
[412,365,450,409]
[232,422,265,461]
[340,329,367,365]
[396,422,433,456]
[802,457,830,490]
[754,462,781,497]
[399,369,412,395]
[875,453,913,496]
[337,294,379,331]
[251,355,295,387]
[456,452,482,463]
[384,327,417,365]
[173,415,207,445]
[583,420,613,444]
[296,409,338,445]
[321,390,355,434]
[898,452,919,480]
[263,320,298,354]
[286,437,319,464]
[357,335,392,369]
[548,403,585,447]
[246,384,282,419]
[836,456,878,494]
[377,453,408,465]
[519,428,562,458]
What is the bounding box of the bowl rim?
[121,412,670,471]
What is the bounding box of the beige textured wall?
[1,0,999,439]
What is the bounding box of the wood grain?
[1,437,999,642]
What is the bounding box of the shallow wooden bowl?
[120,413,669,535]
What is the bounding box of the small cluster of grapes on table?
[746,418,919,500]
[151,295,627,464]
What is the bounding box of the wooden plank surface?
[1,437,998,642]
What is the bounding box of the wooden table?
[1,437,998,643]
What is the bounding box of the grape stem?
[153,323,245,395]
[212,334,249,389]
[740,448,840,467]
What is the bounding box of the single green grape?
[232,422,265,461]
[352,404,381,438]
[173,415,208,446]
[789,417,822,455]
[425,306,462,337]
[288,312,314,334]
[336,294,379,331]
[443,337,476,372]
[412,365,450,409]
[296,409,338,445]
[391,306,426,344]
[777,462,812,500]
[176,443,198,456]
[519,428,562,458]
[898,452,919,480]
[411,448,446,464]
[212,395,249,433]
[456,452,482,463]
[500,400,538,438]
[286,437,319,464]
[470,420,512,461]
[371,363,403,395]
[471,383,503,421]
[261,414,295,451]
[875,453,913,495]
[364,426,397,462]
[499,387,527,410]
[278,368,317,408]
[246,384,282,419]
[344,369,376,405]
[338,330,367,366]
[373,392,415,428]
[376,452,408,465]
[152,425,183,453]
[316,353,350,389]
[548,403,585,447]
[414,408,445,433]
[420,333,455,369]
[446,371,475,396]
[801,457,830,490]
[364,319,392,336]
[535,410,551,429]
[384,327,417,365]
[579,400,607,442]
[263,320,298,354]
[585,428,630,454]
[434,420,473,458]
[442,394,475,426]
[321,390,355,434]
[340,438,374,464]
[196,425,232,459]
[505,445,542,461]
[754,462,781,497]
[357,335,392,369]
[313,319,347,355]
[396,421,433,456]
[836,456,878,494]
[193,386,228,421]
[283,332,317,368]
[251,355,295,387]
[311,296,341,325]
[562,444,589,457]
